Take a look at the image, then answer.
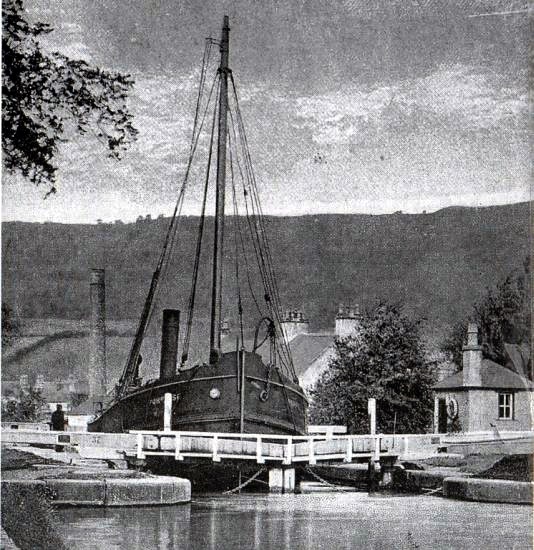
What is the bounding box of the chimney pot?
[280,308,309,342]
[467,323,478,346]
[335,300,362,337]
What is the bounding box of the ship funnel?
[89,268,107,396]
[160,309,180,380]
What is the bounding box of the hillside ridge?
[2,201,530,337]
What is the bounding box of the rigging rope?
[228,75,298,382]
[117,42,219,394]
[228,125,265,320]
[182,77,221,366]
[229,143,246,345]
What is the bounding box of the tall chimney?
[462,323,482,386]
[160,309,180,380]
[335,303,362,338]
[280,309,309,343]
[89,269,107,396]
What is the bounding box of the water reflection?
[56,493,532,550]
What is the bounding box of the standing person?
[51,404,65,452]
[51,404,65,431]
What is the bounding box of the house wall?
[467,390,533,431]
[434,390,470,432]
[299,348,335,391]
[435,389,533,432]
[281,321,309,343]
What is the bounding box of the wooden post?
[269,468,284,493]
[136,433,145,460]
[368,398,376,435]
[256,436,265,463]
[344,437,353,463]
[213,435,220,462]
[283,469,296,493]
[367,397,380,493]
[284,436,293,465]
[174,433,183,461]
[164,392,172,432]
[308,437,316,465]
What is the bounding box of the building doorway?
[437,398,448,433]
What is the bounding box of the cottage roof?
[288,333,334,377]
[434,359,534,391]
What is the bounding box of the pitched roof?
[434,359,534,391]
[288,333,334,377]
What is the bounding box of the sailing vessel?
[88,16,308,437]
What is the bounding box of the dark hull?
[88,351,307,435]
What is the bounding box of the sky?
[2,0,530,223]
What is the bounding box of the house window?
[498,393,513,419]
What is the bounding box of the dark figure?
[51,404,65,452]
[51,404,65,431]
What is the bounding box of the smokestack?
[160,309,180,380]
[89,269,107,396]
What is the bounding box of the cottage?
[281,304,362,390]
[433,323,533,433]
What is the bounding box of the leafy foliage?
[2,0,138,190]
[308,303,435,434]
[1,302,20,347]
[1,388,46,422]
[441,259,531,367]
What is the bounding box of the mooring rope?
[304,466,355,492]
[222,467,266,494]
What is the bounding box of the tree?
[2,0,138,191]
[1,389,46,422]
[1,302,20,347]
[441,259,531,367]
[308,303,435,434]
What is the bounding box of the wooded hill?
[2,201,530,339]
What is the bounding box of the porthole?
[209,388,221,400]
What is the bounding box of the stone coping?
[443,477,533,505]
[2,476,191,507]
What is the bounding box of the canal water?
[56,492,531,549]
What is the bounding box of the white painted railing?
[1,422,50,431]
[3,426,532,465]
[130,430,419,465]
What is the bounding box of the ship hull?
[88,351,307,435]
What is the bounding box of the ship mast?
[209,15,230,362]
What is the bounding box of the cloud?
[289,64,528,146]
[3,1,529,222]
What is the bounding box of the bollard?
[164,393,172,432]
[367,459,381,493]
